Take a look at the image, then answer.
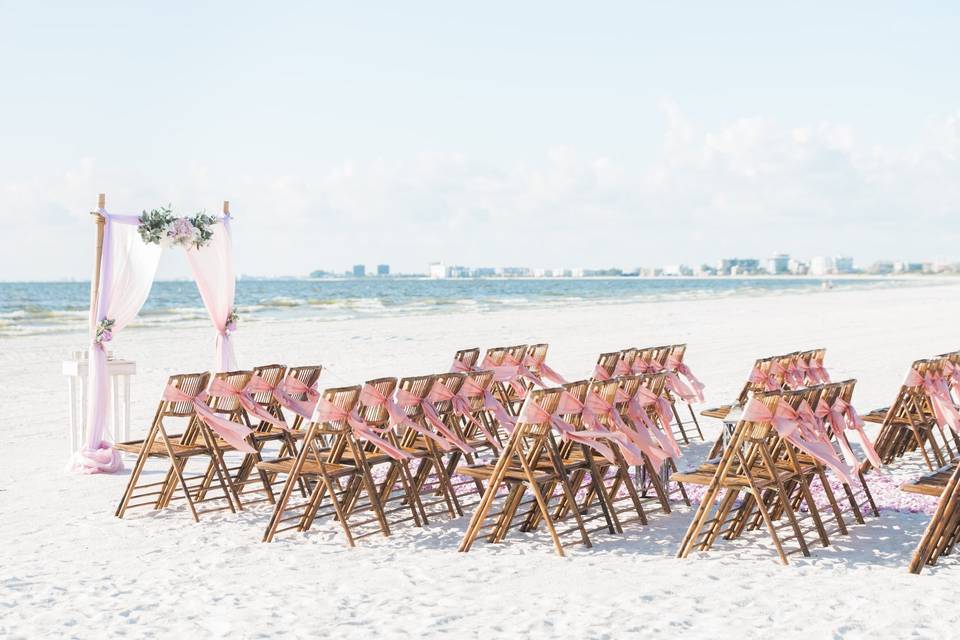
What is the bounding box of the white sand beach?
[2,281,959,639]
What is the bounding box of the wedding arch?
[71,193,240,474]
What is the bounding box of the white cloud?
[4,105,960,279]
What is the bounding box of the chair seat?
[113,437,205,458]
[257,456,356,478]
[862,408,890,424]
[701,405,732,420]
[456,463,551,484]
[901,462,958,497]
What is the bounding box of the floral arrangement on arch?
[137,206,218,249]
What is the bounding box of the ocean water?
[0,277,929,338]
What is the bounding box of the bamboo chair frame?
[114,372,239,521]
[458,389,593,556]
[677,390,817,564]
[259,385,394,545]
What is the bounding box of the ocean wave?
[0,277,946,338]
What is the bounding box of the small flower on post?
[95,318,115,343]
[225,309,239,334]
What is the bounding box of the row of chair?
[113,343,706,555]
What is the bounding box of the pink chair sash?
[520,394,621,465]
[449,358,474,373]
[592,364,612,381]
[816,397,882,468]
[742,398,854,485]
[241,374,289,431]
[632,385,682,458]
[808,359,831,384]
[163,383,256,454]
[666,355,706,403]
[904,368,960,431]
[522,352,568,385]
[394,387,473,454]
[455,376,503,451]
[748,364,782,392]
[274,376,320,420]
[584,391,667,466]
[481,355,532,397]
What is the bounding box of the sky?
[1,1,959,279]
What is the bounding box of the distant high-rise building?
[809,256,834,276]
[767,254,790,275]
[352,264,366,277]
[428,262,447,279]
[834,256,854,273]
[377,264,390,276]
[717,258,761,275]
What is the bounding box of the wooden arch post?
[88,193,106,338]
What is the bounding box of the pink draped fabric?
[240,374,289,430]
[163,382,256,454]
[808,359,831,384]
[631,386,681,458]
[449,358,474,373]
[584,391,668,466]
[311,397,412,459]
[748,364,782,391]
[522,353,568,385]
[186,215,237,372]
[455,377,503,450]
[903,368,960,431]
[742,398,855,485]
[393,388,472,453]
[72,213,162,474]
[520,395,621,465]
[815,397,882,468]
[666,355,706,403]
[592,364,611,381]
[274,376,321,419]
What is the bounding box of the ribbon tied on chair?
[584,390,668,466]
[241,374,290,431]
[518,393,623,465]
[741,397,855,485]
[273,376,321,420]
[394,387,474,454]
[163,382,256,454]
[629,385,682,458]
[522,352,568,385]
[665,354,706,403]
[454,376,504,451]
[815,396,882,468]
[904,368,960,432]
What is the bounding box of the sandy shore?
[2,282,958,638]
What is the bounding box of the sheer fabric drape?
[71,216,161,473]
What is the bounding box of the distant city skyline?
[2,3,959,280]
[307,253,956,280]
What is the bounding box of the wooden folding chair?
[620,372,690,508]
[866,359,950,470]
[451,347,480,372]
[677,391,813,564]
[902,460,960,573]
[189,370,264,509]
[592,351,622,381]
[458,388,593,556]
[482,343,531,414]
[664,343,705,442]
[114,371,237,521]
[817,380,879,523]
[386,374,464,518]
[259,385,392,545]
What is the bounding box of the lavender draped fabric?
[186,215,237,371]
[71,214,162,474]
